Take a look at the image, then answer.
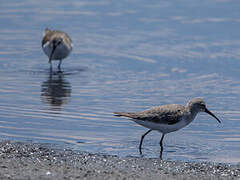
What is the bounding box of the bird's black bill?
[205,108,221,123]
[49,45,56,63]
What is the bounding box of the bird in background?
[42,28,72,71]
[114,98,221,159]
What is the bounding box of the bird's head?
[187,98,221,123]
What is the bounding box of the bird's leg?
[49,59,52,72]
[159,134,165,160]
[139,129,152,155]
[58,60,62,71]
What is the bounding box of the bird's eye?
[201,104,206,108]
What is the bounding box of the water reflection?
[41,71,71,110]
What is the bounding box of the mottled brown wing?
[115,104,185,125]
[139,104,185,125]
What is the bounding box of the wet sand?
[0,141,239,180]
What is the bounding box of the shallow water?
[0,0,240,164]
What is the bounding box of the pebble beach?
[0,141,239,180]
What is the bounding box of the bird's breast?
[42,41,52,57]
[42,42,71,60]
[133,117,188,134]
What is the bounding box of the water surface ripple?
[0,0,240,164]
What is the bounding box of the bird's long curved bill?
[49,45,56,63]
[205,108,221,123]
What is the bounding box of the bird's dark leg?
[159,133,165,160]
[58,60,62,71]
[49,59,52,72]
[139,129,152,155]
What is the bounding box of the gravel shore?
[0,141,239,180]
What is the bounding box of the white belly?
[43,42,71,60]
[133,118,188,134]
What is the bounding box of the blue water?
[0,0,240,164]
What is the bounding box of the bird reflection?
[41,71,71,110]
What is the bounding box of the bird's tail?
[114,112,138,118]
[114,112,126,116]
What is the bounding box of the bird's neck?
[184,107,199,125]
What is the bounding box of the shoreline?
[0,140,239,179]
